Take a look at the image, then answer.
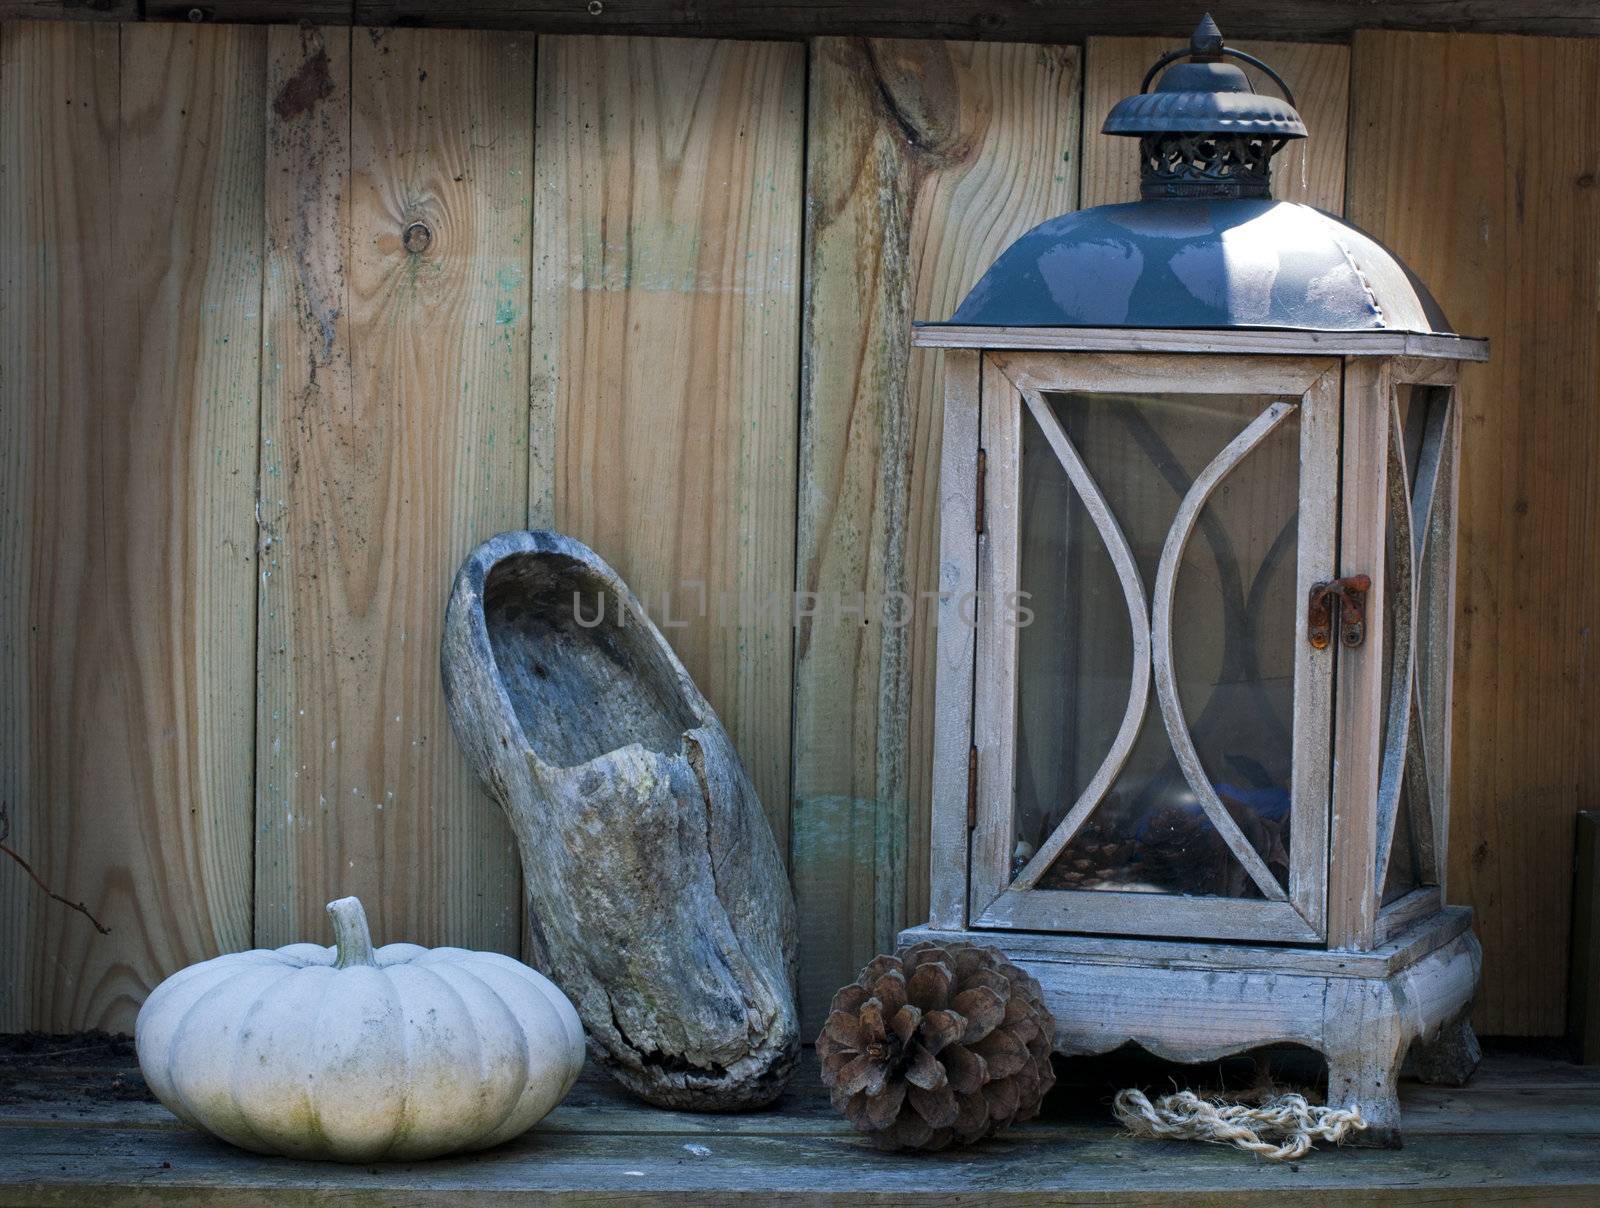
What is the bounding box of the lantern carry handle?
[1137,48,1297,109]
[1137,14,1298,111]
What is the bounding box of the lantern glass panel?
[1013,389,1301,898]
[1377,384,1456,903]
[1384,793,1421,901]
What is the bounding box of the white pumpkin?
[136,896,586,1161]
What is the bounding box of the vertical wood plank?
[0,18,117,1032]
[1081,36,1349,208]
[926,349,979,930]
[256,26,530,951]
[1330,358,1391,952]
[0,20,263,1030]
[1347,30,1600,1034]
[533,36,804,850]
[1289,366,1341,936]
[795,39,1079,1029]
[970,355,1023,921]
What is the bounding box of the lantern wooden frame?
[902,327,1488,1144]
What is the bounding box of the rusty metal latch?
[975,448,987,536]
[1308,574,1371,650]
[966,745,978,830]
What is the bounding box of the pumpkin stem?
[327,897,378,969]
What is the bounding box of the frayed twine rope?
[1113,1088,1368,1161]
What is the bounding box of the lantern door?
[968,353,1340,943]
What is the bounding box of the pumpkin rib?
[312,966,412,1164]
[503,958,584,1089]
[324,966,409,1164]
[137,959,258,1117]
[371,963,421,1161]
[168,965,291,1154]
[464,953,587,1088]
[376,943,431,966]
[378,961,506,1161]
[447,957,570,1151]
[231,965,337,1158]
[435,959,533,1124]
[272,944,332,966]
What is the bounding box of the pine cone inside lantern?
[816,942,1056,1151]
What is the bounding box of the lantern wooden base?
[899,906,1480,1146]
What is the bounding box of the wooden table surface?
[2,1036,1597,1205]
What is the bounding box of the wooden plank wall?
[1,19,1595,1038]
[1347,31,1600,1036]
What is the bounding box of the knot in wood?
[403,222,433,255]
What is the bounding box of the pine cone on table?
[817,941,1057,1151]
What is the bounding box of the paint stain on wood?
[273,47,332,121]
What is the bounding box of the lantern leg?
[1407,1009,1482,1087]
[1322,982,1406,1148]
[1323,1042,1403,1147]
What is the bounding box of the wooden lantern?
[901,19,1486,1144]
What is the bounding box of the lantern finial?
[1191,12,1223,57]
[1102,16,1307,200]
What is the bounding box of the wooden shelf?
[3,1036,1598,1203]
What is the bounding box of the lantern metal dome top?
[929,16,1459,337]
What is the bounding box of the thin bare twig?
[0,803,112,935]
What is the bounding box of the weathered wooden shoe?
[442,531,799,1110]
